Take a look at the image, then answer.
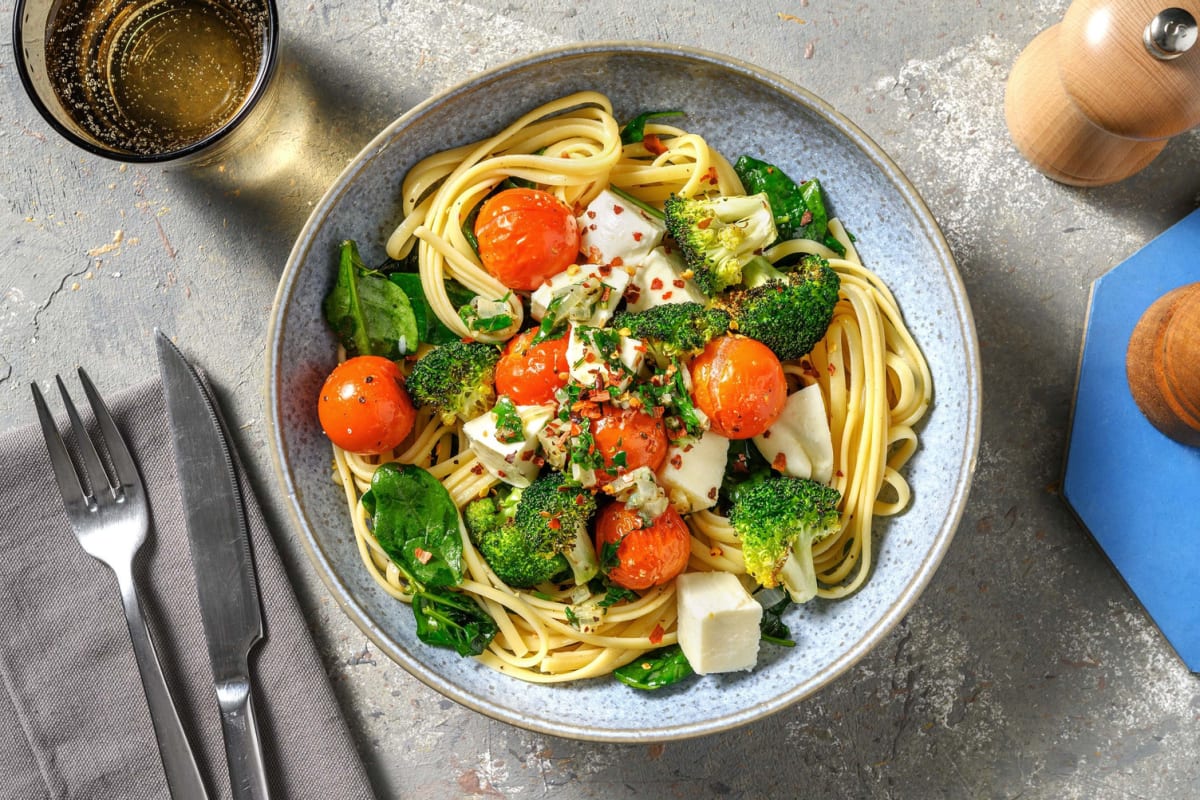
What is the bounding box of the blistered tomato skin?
[318,356,416,454]
[494,330,570,406]
[689,334,787,439]
[591,405,669,484]
[474,188,581,290]
[595,503,692,590]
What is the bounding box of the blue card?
[1063,207,1200,671]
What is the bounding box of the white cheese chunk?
[676,571,763,675]
[657,430,730,513]
[529,262,632,329]
[565,324,644,391]
[625,247,707,312]
[577,188,665,267]
[463,403,555,488]
[752,383,834,484]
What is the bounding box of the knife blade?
[156,331,271,800]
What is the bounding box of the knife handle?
[217,677,271,800]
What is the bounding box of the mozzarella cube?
[529,262,632,329]
[676,572,762,675]
[565,325,645,390]
[463,403,555,488]
[577,188,665,267]
[657,430,730,513]
[625,247,707,312]
[752,383,834,484]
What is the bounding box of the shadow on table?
[169,39,404,274]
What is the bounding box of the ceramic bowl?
[266,42,981,742]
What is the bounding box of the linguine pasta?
[329,92,931,682]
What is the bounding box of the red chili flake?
[772,453,788,472]
[650,277,664,291]
[413,547,433,565]
[585,245,604,262]
[800,210,813,226]
[761,430,772,439]
[471,463,486,475]
[649,623,665,644]
[710,546,723,557]
[584,351,597,363]
[548,517,562,531]
[520,450,535,461]
[682,443,694,453]
[661,291,673,300]
[611,256,624,267]
[612,204,626,215]
[669,453,683,470]
[624,285,642,304]
[600,286,612,303]
[703,166,719,184]
[828,363,837,376]
[643,134,668,156]
[672,279,685,288]
[697,217,713,230]
[707,486,718,500]
[587,210,598,219]
[836,469,845,477]
[598,263,613,276]
[632,231,644,242]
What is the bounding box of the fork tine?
[56,374,116,501]
[31,380,90,509]
[77,367,140,496]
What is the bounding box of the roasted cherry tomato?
[689,334,787,439]
[591,405,669,484]
[474,188,581,290]
[595,502,692,590]
[494,330,570,406]
[318,356,415,454]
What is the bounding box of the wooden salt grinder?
[1005,1,1200,186]
[1127,283,1200,447]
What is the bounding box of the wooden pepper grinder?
[1005,1,1200,186]
[1127,283,1200,447]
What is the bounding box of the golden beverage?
[44,0,269,156]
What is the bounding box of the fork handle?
[115,565,211,800]
[216,677,271,800]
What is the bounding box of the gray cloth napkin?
[0,376,376,800]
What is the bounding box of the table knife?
[157,331,272,800]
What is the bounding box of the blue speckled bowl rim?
[266,41,981,742]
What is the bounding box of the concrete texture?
[3,1,1199,798]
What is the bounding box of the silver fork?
[32,369,210,800]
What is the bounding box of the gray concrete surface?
[4,1,1200,797]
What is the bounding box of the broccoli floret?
[663,193,778,295]
[463,472,599,588]
[405,339,501,424]
[728,475,842,603]
[610,302,731,360]
[718,254,840,361]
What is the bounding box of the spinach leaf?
[614,645,695,690]
[388,273,460,345]
[363,462,464,588]
[620,110,684,144]
[759,594,796,647]
[362,462,499,657]
[323,240,419,358]
[412,588,498,657]
[733,156,846,256]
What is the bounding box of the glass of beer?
[13,0,279,164]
